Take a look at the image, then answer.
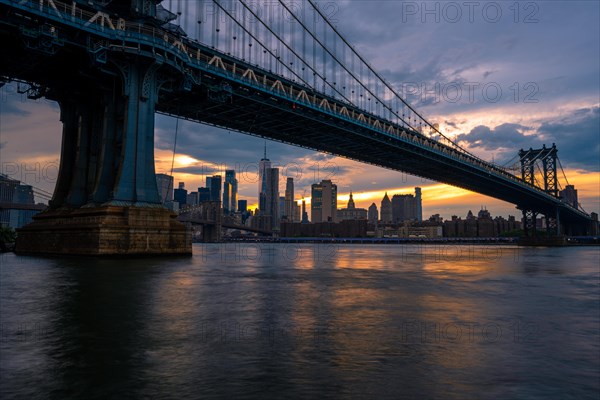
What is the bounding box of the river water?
[1,244,598,399]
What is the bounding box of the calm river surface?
[1,244,599,399]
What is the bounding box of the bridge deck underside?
[158,87,581,222]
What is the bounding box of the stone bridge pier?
[16,59,191,256]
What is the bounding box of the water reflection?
[0,245,598,399]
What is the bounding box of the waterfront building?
[155,173,173,204]
[311,179,337,223]
[284,178,295,219]
[225,170,238,213]
[209,175,222,202]
[380,192,392,223]
[337,192,367,221]
[198,187,211,203]
[368,203,378,225]
[560,185,578,208]
[174,182,187,206]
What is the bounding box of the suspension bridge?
[0,0,594,255]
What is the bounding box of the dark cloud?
[537,107,600,171]
[457,107,600,170]
[155,114,317,167]
[456,123,537,151]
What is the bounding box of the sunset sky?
[0,0,598,220]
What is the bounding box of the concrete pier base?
[15,206,192,256]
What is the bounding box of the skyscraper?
[265,167,280,229]
[279,196,285,219]
[293,201,301,222]
[368,203,378,225]
[198,187,211,203]
[301,198,309,223]
[284,177,294,219]
[392,194,415,223]
[225,170,238,213]
[380,192,392,223]
[559,185,578,208]
[311,179,337,223]
[415,187,422,222]
[187,191,198,206]
[390,188,422,223]
[155,173,173,204]
[223,181,232,214]
[238,199,248,212]
[258,143,272,213]
[209,175,222,202]
[174,182,187,206]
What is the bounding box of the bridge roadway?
[0,0,592,228]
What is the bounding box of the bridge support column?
[545,208,560,237]
[16,62,191,256]
[522,209,537,238]
[199,202,222,242]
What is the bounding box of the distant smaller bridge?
[0,202,47,211]
[178,215,273,236]
[177,203,273,242]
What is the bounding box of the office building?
[279,196,285,219]
[223,181,232,214]
[258,144,272,213]
[198,187,211,203]
[265,168,280,229]
[391,194,415,223]
[284,178,295,220]
[186,192,198,206]
[560,185,578,208]
[391,188,423,223]
[209,175,222,202]
[155,173,173,204]
[311,179,337,223]
[368,203,378,225]
[337,192,367,221]
[174,182,187,206]
[301,198,309,223]
[225,170,238,213]
[415,187,422,222]
[380,192,392,223]
[0,174,39,229]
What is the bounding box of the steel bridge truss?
[518,144,560,236]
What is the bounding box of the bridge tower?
[518,144,560,237]
[14,0,192,255]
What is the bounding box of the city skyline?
[0,1,598,221]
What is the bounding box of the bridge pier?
[522,209,538,238]
[16,61,191,256]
